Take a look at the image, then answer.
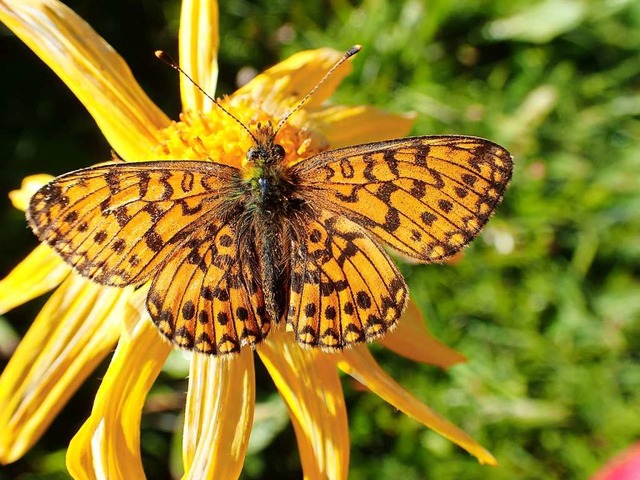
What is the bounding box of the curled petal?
[232,48,352,120]
[0,275,125,464]
[0,244,70,315]
[0,0,169,160]
[338,346,497,466]
[182,351,254,480]
[179,0,219,113]
[66,317,171,479]
[258,329,349,480]
[379,301,466,368]
[309,105,416,148]
[8,174,53,211]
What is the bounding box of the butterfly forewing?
[27,161,239,286]
[291,135,513,262]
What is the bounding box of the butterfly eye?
[273,144,286,160]
[247,148,261,162]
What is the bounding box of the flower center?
[152,98,327,169]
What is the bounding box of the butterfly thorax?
[237,124,303,325]
[243,124,299,215]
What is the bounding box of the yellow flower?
[0,0,497,477]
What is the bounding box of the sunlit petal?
[0,276,125,464]
[379,301,466,367]
[0,245,70,315]
[0,0,169,160]
[259,329,349,480]
[0,175,71,314]
[309,105,416,148]
[179,0,219,113]
[232,48,353,120]
[338,347,497,466]
[182,351,254,480]
[66,317,171,479]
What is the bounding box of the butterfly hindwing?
[27,161,239,286]
[146,217,271,355]
[289,209,407,349]
[291,135,513,262]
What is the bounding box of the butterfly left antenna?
[155,51,258,144]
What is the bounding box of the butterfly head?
[246,122,286,167]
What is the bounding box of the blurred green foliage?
[1,0,639,479]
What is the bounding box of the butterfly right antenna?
[274,45,362,135]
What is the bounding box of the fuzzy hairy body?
[234,143,303,327]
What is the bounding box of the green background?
[1,0,639,478]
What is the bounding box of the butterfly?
[26,47,513,356]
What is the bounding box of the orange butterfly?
[27,47,512,355]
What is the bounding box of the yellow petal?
[0,275,125,464]
[309,105,416,148]
[232,48,353,120]
[379,301,466,368]
[0,244,70,315]
[1,176,68,314]
[67,317,171,479]
[0,0,170,160]
[258,329,349,480]
[8,174,53,211]
[182,351,254,480]
[338,347,497,466]
[179,0,219,113]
